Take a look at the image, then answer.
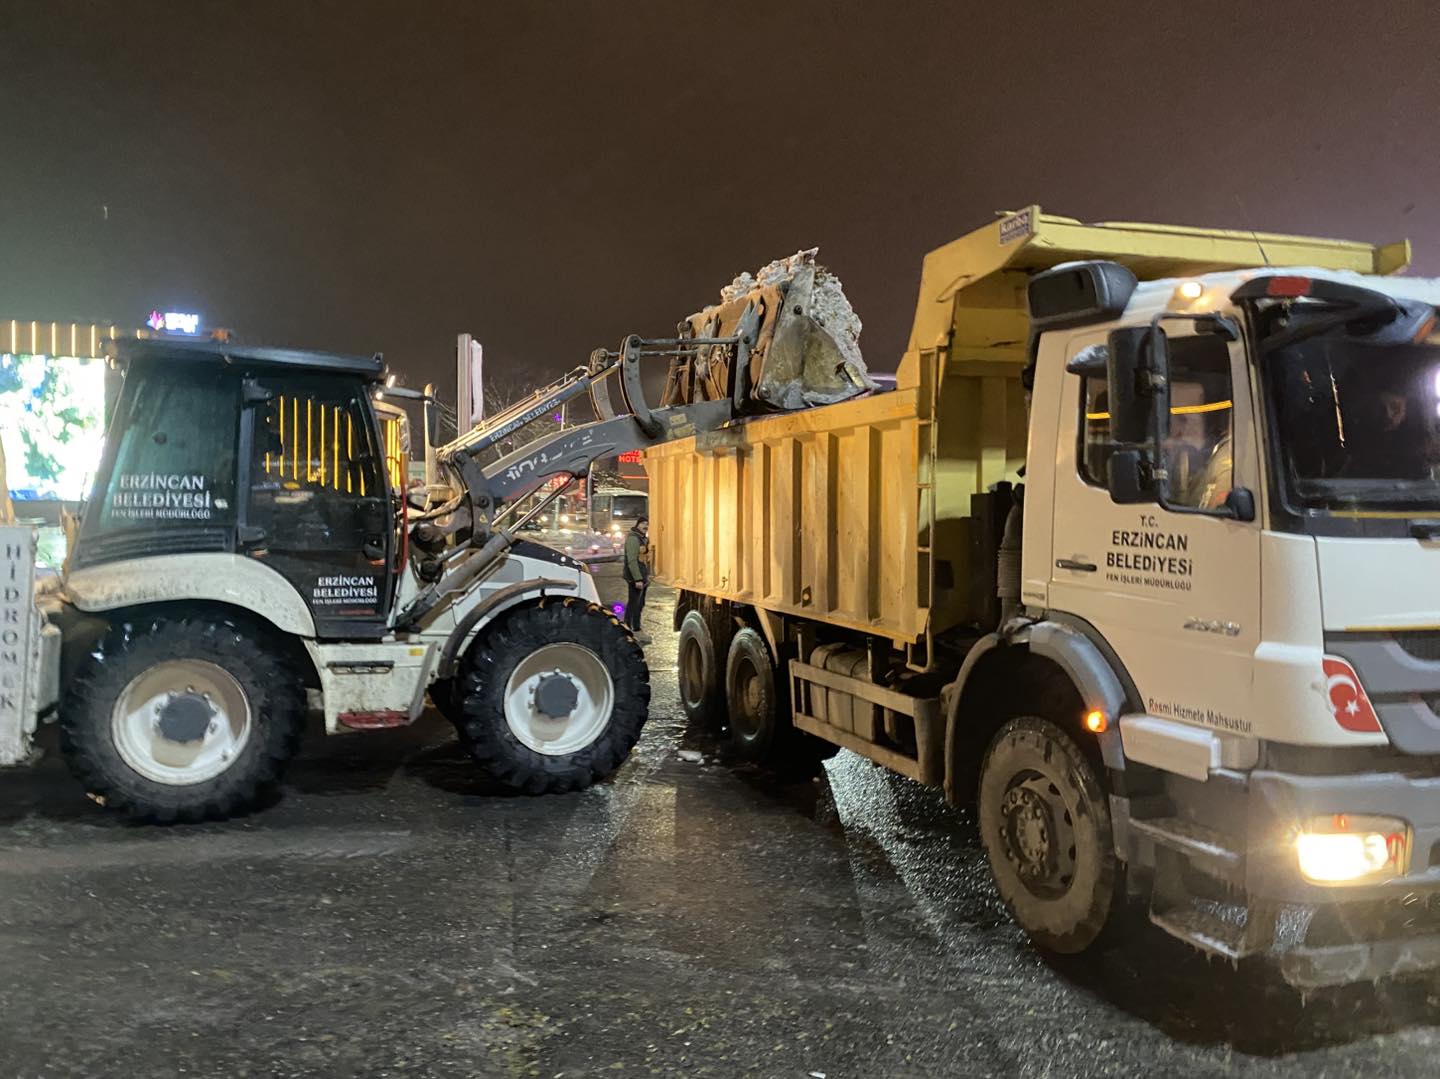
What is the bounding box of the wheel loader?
[0,336,657,820]
[0,278,839,820]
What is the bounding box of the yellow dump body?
[646,207,1409,650]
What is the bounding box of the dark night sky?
[3,1,1438,401]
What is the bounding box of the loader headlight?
[1295,815,1409,885]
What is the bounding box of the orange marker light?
[1084,710,1108,734]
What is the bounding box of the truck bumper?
[1246,766,1440,903]
[1278,917,1440,987]
[1124,759,1440,988]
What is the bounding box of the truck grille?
[1395,633,1440,662]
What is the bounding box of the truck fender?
[436,577,578,679]
[1023,620,1129,771]
[943,620,1130,802]
[942,631,1003,803]
[64,553,316,637]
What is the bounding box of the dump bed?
[646,384,928,640]
[647,207,1409,651]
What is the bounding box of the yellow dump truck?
[646,207,1440,987]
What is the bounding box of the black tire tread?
[724,628,835,776]
[978,715,1120,955]
[59,612,306,823]
[454,599,650,794]
[677,609,723,731]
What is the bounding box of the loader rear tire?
[723,628,837,776]
[677,610,724,731]
[455,599,649,794]
[59,613,305,822]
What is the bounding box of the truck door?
[1047,330,1261,738]
[241,374,394,638]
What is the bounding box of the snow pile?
[714,248,875,411]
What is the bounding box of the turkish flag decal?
[1322,656,1383,733]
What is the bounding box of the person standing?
[622,516,651,644]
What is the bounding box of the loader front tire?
[455,600,649,794]
[60,613,305,822]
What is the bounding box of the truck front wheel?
[455,600,650,794]
[978,716,1120,955]
[59,613,305,822]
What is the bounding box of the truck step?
[1149,901,1258,962]
[1129,815,1243,885]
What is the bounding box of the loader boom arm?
[396,306,760,630]
[434,304,761,527]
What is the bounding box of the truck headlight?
[1295,815,1409,885]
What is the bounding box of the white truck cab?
[1023,261,1440,984]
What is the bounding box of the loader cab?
[75,339,403,639]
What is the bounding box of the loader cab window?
[1079,335,1235,511]
[244,375,392,634]
[77,364,240,564]
[375,406,411,494]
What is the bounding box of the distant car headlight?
[1295,815,1409,884]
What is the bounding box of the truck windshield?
[1264,330,1440,526]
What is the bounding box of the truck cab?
[1022,261,1440,985]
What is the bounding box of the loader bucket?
[674,249,877,413]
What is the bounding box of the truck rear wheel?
[59,613,305,822]
[978,716,1120,955]
[724,628,836,775]
[455,600,649,794]
[677,610,724,730]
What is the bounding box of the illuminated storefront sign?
[146,310,201,334]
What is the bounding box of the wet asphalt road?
[4,579,1440,1077]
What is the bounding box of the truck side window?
[1079,335,1235,510]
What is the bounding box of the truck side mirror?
[1105,326,1171,445]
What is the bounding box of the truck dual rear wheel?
[455,600,650,794]
[978,716,1120,955]
[60,614,305,822]
[724,627,837,775]
[677,610,724,730]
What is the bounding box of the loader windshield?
[1264,330,1440,531]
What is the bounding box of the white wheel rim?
[111,659,253,785]
[503,642,614,756]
